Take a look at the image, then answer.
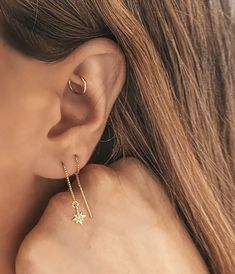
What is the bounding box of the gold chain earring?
[74,155,93,218]
[61,161,86,224]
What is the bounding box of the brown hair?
[0,1,234,273]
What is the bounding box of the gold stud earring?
[61,161,86,224]
[68,76,87,95]
[74,155,93,218]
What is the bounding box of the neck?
[0,169,66,274]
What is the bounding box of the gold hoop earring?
[74,155,93,218]
[68,76,87,95]
[61,161,86,224]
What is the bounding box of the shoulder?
[16,157,209,274]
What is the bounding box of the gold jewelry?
[61,161,86,224]
[68,76,87,95]
[74,155,93,218]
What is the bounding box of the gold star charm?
[72,211,86,224]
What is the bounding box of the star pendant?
[72,211,86,224]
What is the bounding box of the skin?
[0,36,209,274]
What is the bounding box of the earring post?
[74,155,93,218]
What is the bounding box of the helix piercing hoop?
[68,76,87,95]
[61,161,86,224]
[74,155,93,218]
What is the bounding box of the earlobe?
[34,38,126,179]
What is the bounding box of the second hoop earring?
[68,76,87,95]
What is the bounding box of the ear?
[34,38,126,179]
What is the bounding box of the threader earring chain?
[74,154,93,218]
[61,155,92,224]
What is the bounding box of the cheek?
[0,84,60,164]
[0,44,61,170]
